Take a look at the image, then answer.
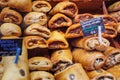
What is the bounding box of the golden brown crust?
[94,15,118,27]
[32,1,52,12]
[65,23,83,38]
[49,1,78,18]
[102,25,117,38]
[107,64,120,80]
[0,7,22,24]
[47,31,69,49]
[87,69,116,80]
[0,23,22,37]
[110,11,120,22]
[51,48,73,64]
[24,36,48,49]
[71,36,110,51]
[103,46,120,69]
[29,57,53,71]
[0,0,8,7]
[30,71,55,80]
[24,23,51,39]
[72,48,105,70]
[55,63,89,80]
[48,13,72,29]
[8,0,32,12]
[108,1,120,12]
[74,13,94,23]
[23,12,47,26]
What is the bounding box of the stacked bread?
[0,0,120,80]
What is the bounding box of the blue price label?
[81,17,105,36]
[0,39,22,56]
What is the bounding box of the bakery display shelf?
[0,0,120,80]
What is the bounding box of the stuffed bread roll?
[94,15,118,27]
[51,48,73,73]
[0,7,22,24]
[49,1,78,18]
[24,36,47,49]
[24,23,51,39]
[8,0,32,12]
[47,31,69,49]
[73,13,94,23]
[29,57,52,71]
[24,12,47,26]
[110,11,120,22]
[87,69,116,80]
[72,48,105,71]
[107,64,120,80]
[102,25,117,38]
[71,36,110,51]
[48,13,72,29]
[108,1,120,12]
[32,1,51,13]
[0,0,8,7]
[2,37,30,80]
[55,63,89,80]
[103,46,120,69]
[31,71,55,80]
[65,23,83,38]
[0,23,22,37]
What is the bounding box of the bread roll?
[0,23,22,37]
[72,48,105,70]
[49,1,78,18]
[0,7,22,24]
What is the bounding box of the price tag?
[0,39,22,56]
[81,17,105,36]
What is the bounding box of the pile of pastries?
[0,0,120,80]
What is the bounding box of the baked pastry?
[49,1,78,18]
[54,63,89,80]
[103,46,120,69]
[8,0,32,12]
[2,37,30,80]
[51,48,73,73]
[94,15,118,27]
[47,30,69,49]
[30,71,55,80]
[107,64,120,80]
[24,36,48,49]
[108,1,120,12]
[24,12,47,26]
[87,69,116,80]
[65,23,83,38]
[48,13,72,29]
[71,36,110,51]
[73,13,94,23]
[117,22,120,33]
[72,48,105,70]
[29,57,52,71]
[24,23,51,39]
[0,23,22,37]
[0,7,22,24]
[32,1,51,12]
[102,25,117,38]
[0,0,8,7]
[110,11,120,22]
